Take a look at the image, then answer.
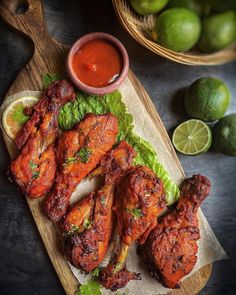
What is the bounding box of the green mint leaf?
[75,280,101,295]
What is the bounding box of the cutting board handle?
[0,0,48,41]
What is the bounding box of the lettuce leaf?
[58,90,180,205]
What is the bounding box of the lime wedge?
[172,119,212,155]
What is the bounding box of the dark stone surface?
[0,1,235,294]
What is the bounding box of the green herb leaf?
[113,262,123,274]
[91,267,101,278]
[75,280,101,295]
[63,224,80,238]
[126,208,143,219]
[76,147,91,163]
[64,157,78,165]
[29,160,37,170]
[32,170,40,179]
[83,218,92,230]
[43,73,61,89]
[100,196,106,206]
[12,104,29,125]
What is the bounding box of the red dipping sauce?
[72,39,122,88]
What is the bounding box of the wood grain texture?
[113,0,236,66]
[0,0,211,294]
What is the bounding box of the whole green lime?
[130,0,169,15]
[168,0,206,15]
[184,77,231,122]
[213,113,236,156]
[153,8,201,52]
[198,11,236,53]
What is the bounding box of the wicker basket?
[113,0,236,66]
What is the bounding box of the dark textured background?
[0,1,235,294]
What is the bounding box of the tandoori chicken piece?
[43,113,118,223]
[15,80,76,150]
[63,141,136,273]
[61,192,96,237]
[9,80,76,198]
[142,174,211,289]
[99,166,166,291]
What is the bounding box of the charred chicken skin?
[143,174,211,289]
[62,141,136,273]
[44,113,118,223]
[99,166,166,291]
[9,80,76,198]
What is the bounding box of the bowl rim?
[67,32,129,95]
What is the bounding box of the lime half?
[2,95,39,140]
[172,119,212,155]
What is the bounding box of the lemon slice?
[2,92,40,140]
[172,119,212,155]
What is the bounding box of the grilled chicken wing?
[9,80,76,198]
[44,113,118,223]
[99,166,166,291]
[142,175,211,289]
[63,141,136,273]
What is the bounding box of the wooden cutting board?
[0,1,212,294]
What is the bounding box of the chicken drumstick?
[142,174,211,289]
[62,141,136,273]
[99,166,166,291]
[44,113,118,223]
[10,80,76,198]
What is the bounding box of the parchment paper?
[68,78,227,294]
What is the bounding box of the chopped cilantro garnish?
[126,208,143,219]
[64,147,91,166]
[83,218,92,229]
[29,160,37,169]
[63,224,80,238]
[91,267,101,278]
[76,147,91,163]
[100,196,106,206]
[64,157,78,165]
[32,170,40,179]
[75,280,101,295]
